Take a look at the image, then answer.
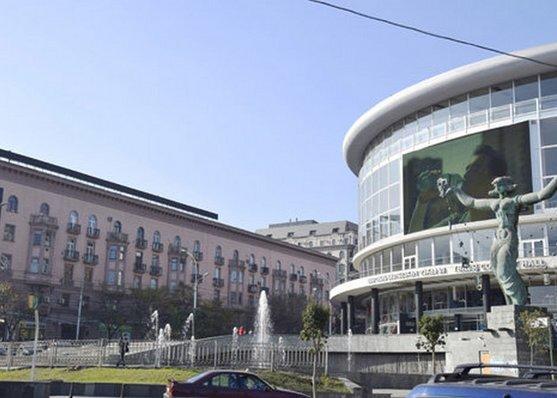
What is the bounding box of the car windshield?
[185,372,210,384]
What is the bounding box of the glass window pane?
[515,76,539,102]
[491,82,513,107]
[473,229,494,262]
[434,235,451,265]
[389,211,401,235]
[418,239,432,267]
[452,235,471,265]
[417,108,432,130]
[543,178,557,208]
[547,222,557,255]
[389,184,400,209]
[469,89,490,112]
[541,72,557,97]
[432,101,450,124]
[450,95,468,117]
[392,246,402,271]
[540,117,557,146]
[542,147,557,176]
[389,160,400,183]
[520,223,544,240]
[404,241,416,256]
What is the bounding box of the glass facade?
[358,72,557,249]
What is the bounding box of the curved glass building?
[332,42,557,335]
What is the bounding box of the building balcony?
[214,256,225,266]
[168,243,181,255]
[135,238,148,250]
[86,227,100,239]
[134,261,147,274]
[228,259,245,269]
[299,275,307,284]
[152,242,164,253]
[149,265,162,277]
[63,249,80,262]
[193,251,203,262]
[272,269,287,279]
[248,284,259,294]
[191,273,204,284]
[260,266,269,276]
[82,253,99,265]
[66,223,81,235]
[248,263,258,273]
[289,273,298,282]
[60,277,74,288]
[310,275,324,286]
[107,231,128,243]
[212,277,224,288]
[30,214,58,228]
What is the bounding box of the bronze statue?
[438,175,557,305]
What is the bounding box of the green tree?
[0,281,27,341]
[519,309,550,365]
[300,300,330,398]
[89,288,129,339]
[416,315,446,374]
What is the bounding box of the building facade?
[0,151,336,339]
[332,42,557,335]
[256,219,358,282]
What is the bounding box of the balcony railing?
[272,269,287,279]
[66,223,81,235]
[134,262,147,274]
[193,251,203,262]
[86,227,100,239]
[107,231,128,243]
[63,250,80,262]
[214,256,225,266]
[168,243,181,255]
[248,263,258,273]
[289,273,298,282]
[30,214,58,227]
[212,277,224,288]
[152,242,164,253]
[299,275,307,284]
[260,266,269,276]
[149,266,162,277]
[228,259,245,268]
[248,284,258,294]
[135,238,148,250]
[82,253,99,265]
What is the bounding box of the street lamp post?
[180,248,207,340]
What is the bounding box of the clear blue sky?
[1,1,556,231]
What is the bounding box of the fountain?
[182,313,194,339]
[232,327,239,366]
[155,328,164,368]
[150,310,159,340]
[253,290,273,367]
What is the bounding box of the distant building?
[256,220,358,283]
[0,149,336,339]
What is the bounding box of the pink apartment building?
[0,150,337,339]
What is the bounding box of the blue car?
[407,363,557,397]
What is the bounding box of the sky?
[0,1,556,231]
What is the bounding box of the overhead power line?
[307,0,557,69]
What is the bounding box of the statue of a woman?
[437,175,557,305]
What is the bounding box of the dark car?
[165,370,310,398]
[408,363,557,398]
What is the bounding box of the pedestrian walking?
[116,336,129,367]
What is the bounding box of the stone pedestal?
[486,305,552,370]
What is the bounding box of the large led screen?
[403,122,532,234]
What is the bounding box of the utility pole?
[28,294,39,381]
[75,280,85,340]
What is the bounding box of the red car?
[165,370,310,398]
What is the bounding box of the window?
[39,203,49,216]
[6,196,18,213]
[32,231,42,246]
[137,227,145,240]
[290,264,295,274]
[233,250,239,260]
[108,245,118,260]
[287,232,294,237]
[106,270,116,285]
[299,266,305,275]
[153,231,161,244]
[30,257,40,273]
[249,254,255,265]
[3,224,15,242]
[490,82,513,107]
[84,267,93,282]
[193,240,201,253]
[66,238,76,252]
[133,275,141,289]
[152,254,160,267]
[541,71,557,97]
[170,257,178,271]
[173,235,181,248]
[88,215,97,229]
[276,261,281,270]
[332,228,339,234]
[150,278,158,289]
[113,221,122,233]
[215,245,222,259]
[309,230,316,236]
[515,76,539,102]
[86,241,95,255]
[68,211,79,226]
[261,256,266,267]
[169,281,177,292]
[0,254,12,271]
[60,293,70,307]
